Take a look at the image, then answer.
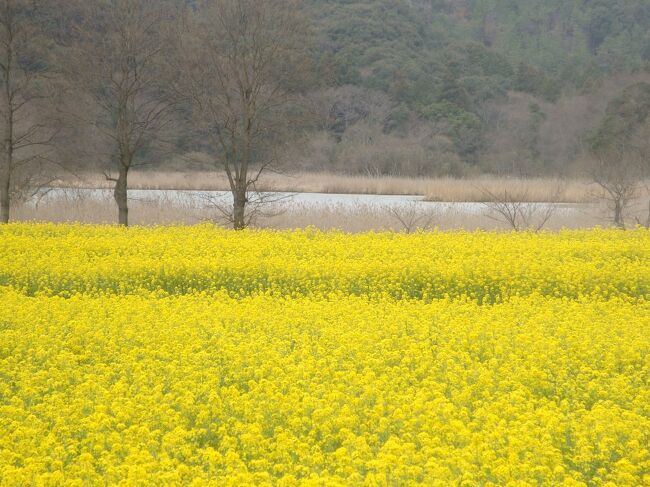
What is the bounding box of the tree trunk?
[1,28,10,224]
[0,162,9,224]
[232,188,246,230]
[1,114,12,224]
[1,70,12,224]
[614,198,625,229]
[114,165,129,226]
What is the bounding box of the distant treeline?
[301,0,650,175]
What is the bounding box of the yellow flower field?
[0,224,649,485]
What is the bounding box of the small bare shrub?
[384,201,439,233]
[478,184,565,231]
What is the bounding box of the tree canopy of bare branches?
[0,0,57,223]
[62,0,179,226]
[176,0,311,229]
[588,82,650,229]
[590,146,642,229]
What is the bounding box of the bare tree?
[0,0,57,223]
[62,0,179,226]
[385,201,439,233]
[588,82,650,229]
[176,0,310,230]
[590,146,641,230]
[478,184,564,231]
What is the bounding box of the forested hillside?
[295,0,650,175]
[3,0,650,189]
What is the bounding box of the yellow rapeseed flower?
[0,224,648,485]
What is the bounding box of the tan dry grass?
[421,177,594,204]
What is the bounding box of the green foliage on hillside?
[306,0,650,165]
[311,0,650,91]
[590,82,650,152]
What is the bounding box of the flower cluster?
[1,224,648,301]
[0,224,648,485]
